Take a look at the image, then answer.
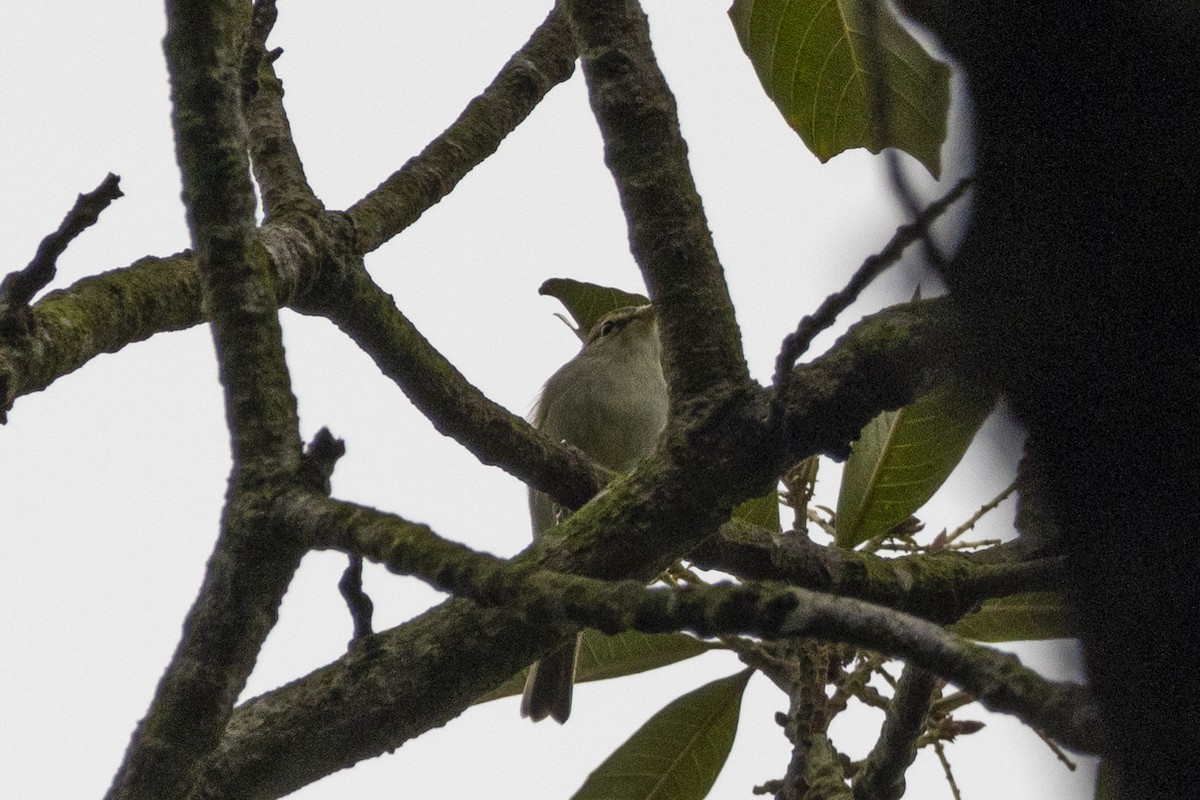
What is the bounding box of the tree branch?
[568,0,748,398]
[2,10,578,423]
[312,294,972,588]
[334,498,1099,755]
[165,0,302,477]
[853,665,940,800]
[316,261,611,511]
[0,253,204,422]
[345,7,577,254]
[105,1,306,797]
[195,486,1097,798]
[0,173,123,333]
[770,178,973,421]
[775,296,970,462]
[690,521,1066,623]
[242,0,323,221]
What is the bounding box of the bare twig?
[1035,726,1079,771]
[942,477,1019,547]
[933,740,964,800]
[769,177,972,425]
[0,173,123,330]
[859,0,948,271]
[298,427,346,493]
[339,555,375,642]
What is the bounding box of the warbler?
[520,304,668,723]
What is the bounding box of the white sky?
[0,2,1094,798]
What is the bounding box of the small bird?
[521,304,669,723]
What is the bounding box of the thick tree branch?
[0,215,330,423]
[775,296,970,463]
[192,489,1098,799]
[165,0,302,477]
[515,298,973,601]
[105,2,306,798]
[345,7,577,254]
[0,253,203,422]
[315,261,611,511]
[331,499,1098,755]
[691,521,1065,623]
[568,0,748,398]
[197,595,549,800]
[243,0,323,221]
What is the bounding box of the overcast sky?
[1,2,1093,798]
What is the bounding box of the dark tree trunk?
[906,3,1200,796]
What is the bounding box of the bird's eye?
[600,320,616,336]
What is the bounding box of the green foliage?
[476,631,715,705]
[571,670,753,800]
[733,490,781,532]
[540,278,650,338]
[951,592,1075,642]
[576,630,717,682]
[834,376,996,549]
[728,0,951,176]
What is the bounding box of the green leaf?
[733,489,781,532]
[834,377,996,549]
[951,591,1076,642]
[571,669,753,800]
[474,631,715,705]
[577,630,717,682]
[728,0,952,176]
[540,278,650,338]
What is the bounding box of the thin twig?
[860,0,949,271]
[931,690,976,717]
[338,555,375,642]
[933,740,964,800]
[0,173,123,328]
[942,477,1019,547]
[769,177,972,424]
[1034,726,1079,771]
